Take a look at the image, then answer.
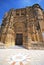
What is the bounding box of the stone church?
[0,4,44,49]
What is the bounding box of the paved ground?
[8,45,25,49]
[0,47,44,65]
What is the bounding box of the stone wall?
[0,4,44,49]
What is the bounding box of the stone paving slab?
[0,49,44,65]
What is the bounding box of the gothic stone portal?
[0,4,44,49]
[15,34,23,45]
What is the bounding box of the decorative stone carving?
[0,4,44,49]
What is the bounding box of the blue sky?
[0,0,44,25]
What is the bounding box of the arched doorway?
[14,22,25,46]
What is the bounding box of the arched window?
[21,9,26,15]
[16,10,19,16]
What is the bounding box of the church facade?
[0,4,44,49]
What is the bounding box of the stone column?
[39,21,43,42]
[26,7,33,49]
[32,24,36,41]
[36,30,40,41]
[27,27,32,45]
